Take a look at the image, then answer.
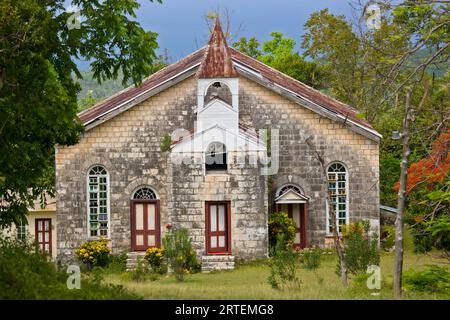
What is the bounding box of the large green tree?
[0,0,162,226]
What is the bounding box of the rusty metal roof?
[78,28,379,138]
[78,48,206,124]
[196,19,238,78]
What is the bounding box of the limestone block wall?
[238,77,380,247]
[168,151,268,261]
[55,77,198,262]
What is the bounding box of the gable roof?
[197,19,238,78]
[78,29,381,141]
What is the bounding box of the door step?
[125,251,146,271]
[201,255,235,272]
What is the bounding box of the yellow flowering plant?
[144,247,166,273]
[75,238,111,268]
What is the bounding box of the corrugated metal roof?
[77,24,378,137]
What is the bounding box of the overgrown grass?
[105,250,449,300]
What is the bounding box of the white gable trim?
[233,60,382,142]
[83,60,202,131]
[275,189,309,204]
[171,124,265,154]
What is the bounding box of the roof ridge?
[229,47,359,114]
[78,46,207,117]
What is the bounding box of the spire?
[197,18,238,78]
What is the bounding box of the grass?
[104,250,450,300]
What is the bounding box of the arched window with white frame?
[87,165,109,237]
[326,162,349,234]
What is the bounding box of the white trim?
[233,59,382,141]
[325,162,350,235]
[275,189,309,204]
[86,165,111,239]
[82,61,202,128]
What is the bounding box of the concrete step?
[201,255,235,272]
[125,251,146,271]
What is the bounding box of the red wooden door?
[282,204,308,249]
[206,202,231,254]
[131,201,160,251]
[35,218,52,255]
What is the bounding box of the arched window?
[327,162,348,233]
[204,81,232,106]
[205,142,227,174]
[133,187,158,200]
[88,165,109,237]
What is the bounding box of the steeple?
[197,18,238,78]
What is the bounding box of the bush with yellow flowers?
[144,247,166,274]
[75,239,111,268]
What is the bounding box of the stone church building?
[55,20,381,270]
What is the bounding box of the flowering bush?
[75,239,111,268]
[162,228,199,281]
[144,247,166,274]
[338,221,379,276]
[268,212,296,250]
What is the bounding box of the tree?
[305,136,348,288]
[394,89,413,298]
[233,32,328,89]
[0,0,162,226]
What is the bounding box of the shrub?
[130,256,148,282]
[268,234,300,289]
[75,239,111,268]
[268,212,296,249]
[299,248,321,270]
[338,221,380,276]
[404,265,450,294]
[144,247,167,274]
[105,253,127,273]
[0,236,138,299]
[380,225,395,251]
[162,228,199,281]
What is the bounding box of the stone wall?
[238,77,380,247]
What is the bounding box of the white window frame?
[86,165,111,239]
[16,222,28,241]
[325,162,350,235]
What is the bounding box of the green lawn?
[105,250,450,300]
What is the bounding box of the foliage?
[233,32,328,89]
[299,248,322,271]
[75,239,111,268]
[105,253,128,274]
[395,129,450,194]
[144,247,167,274]
[412,216,450,260]
[267,234,300,290]
[0,0,162,226]
[130,256,148,282]
[162,228,199,281]
[77,51,170,111]
[338,221,380,276]
[404,265,450,294]
[380,225,395,251]
[0,236,138,299]
[268,212,296,249]
[160,133,172,152]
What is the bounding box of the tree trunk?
[306,136,347,287]
[328,191,348,288]
[394,89,413,298]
